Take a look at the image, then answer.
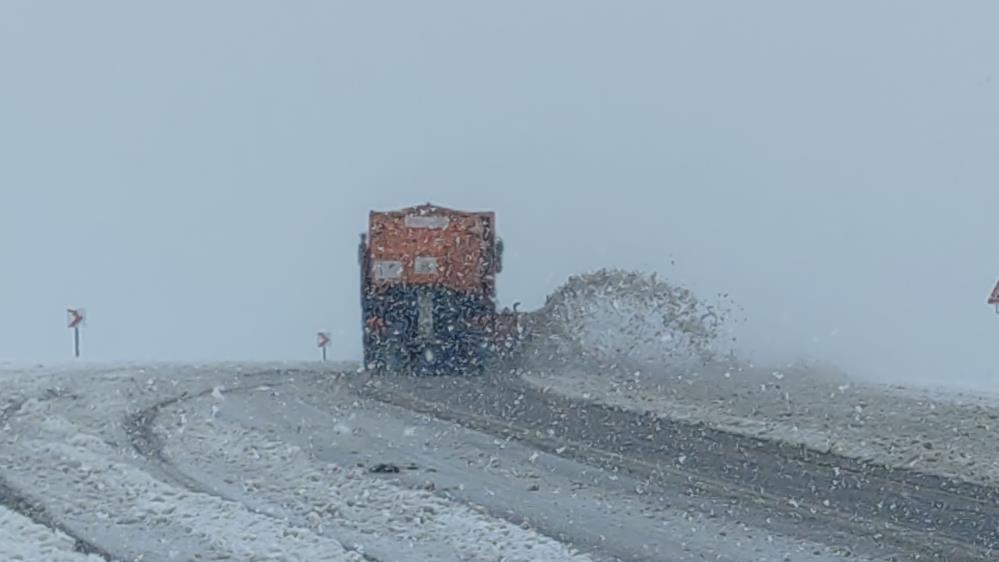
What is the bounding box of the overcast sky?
[2,2,997,390]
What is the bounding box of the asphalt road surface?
[339,370,999,562]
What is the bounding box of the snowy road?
[0,363,989,561]
[347,371,999,561]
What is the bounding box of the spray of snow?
[529,269,736,368]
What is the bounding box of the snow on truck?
[359,204,522,373]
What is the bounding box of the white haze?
[1,2,997,390]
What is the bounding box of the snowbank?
[522,271,999,486]
[524,362,999,486]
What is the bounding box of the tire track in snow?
[123,368,310,496]
[124,378,385,562]
[0,476,116,561]
[0,398,117,562]
[126,371,594,562]
[3,367,364,562]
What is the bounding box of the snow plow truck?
[359,204,524,374]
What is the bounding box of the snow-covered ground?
[523,361,999,486]
[0,504,104,562]
[0,362,871,561]
[0,363,585,561]
[156,388,587,561]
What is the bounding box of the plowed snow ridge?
[524,363,999,486]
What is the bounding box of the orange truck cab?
[359,204,503,373]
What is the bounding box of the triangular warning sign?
[989,280,999,305]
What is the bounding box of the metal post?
[317,332,331,362]
[74,326,80,358]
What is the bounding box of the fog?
[2,2,997,390]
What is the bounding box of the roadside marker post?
[317,331,331,362]
[67,308,86,358]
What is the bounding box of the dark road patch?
[343,371,999,562]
